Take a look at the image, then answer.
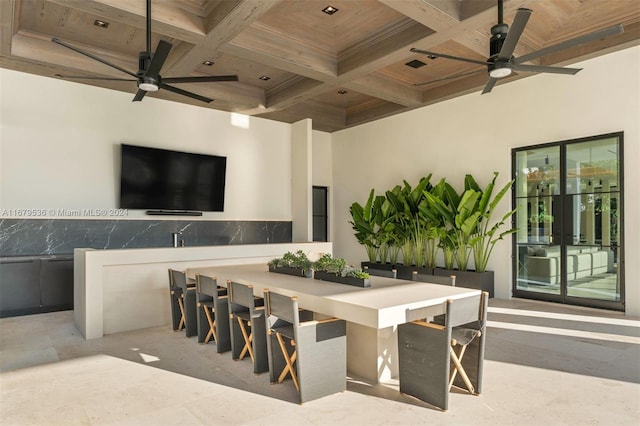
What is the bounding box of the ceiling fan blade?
[497,8,532,60]
[414,69,485,86]
[160,83,213,103]
[51,38,139,79]
[410,48,488,66]
[132,89,147,102]
[515,24,624,64]
[512,63,581,75]
[161,75,238,84]
[145,40,172,78]
[54,74,136,82]
[481,77,498,94]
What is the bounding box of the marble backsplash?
[0,219,292,257]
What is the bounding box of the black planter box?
[314,271,371,288]
[268,265,312,278]
[361,262,433,280]
[434,268,494,297]
[361,261,395,271]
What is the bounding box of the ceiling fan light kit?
[489,64,512,79]
[51,0,238,103]
[138,73,159,92]
[411,0,624,94]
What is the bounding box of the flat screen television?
[119,144,227,212]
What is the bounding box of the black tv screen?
[119,144,226,212]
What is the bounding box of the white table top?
[187,263,481,329]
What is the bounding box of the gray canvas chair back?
[264,290,300,326]
[171,268,189,292]
[412,271,456,286]
[228,280,256,309]
[446,294,483,328]
[364,266,397,279]
[196,273,218,298]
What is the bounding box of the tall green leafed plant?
[349,189,395,262]
[350,171,516,274]
[468,172,518,272]
[425,181,480,271]
[349,189,379,262]
[385,175,432,266]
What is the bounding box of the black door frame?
[511,132,625,311]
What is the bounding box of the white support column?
[291,119,313,242]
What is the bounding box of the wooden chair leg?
[449,345,474,394]
[211,318,218,343]
[177,296,186,330]
[203,306,215,344]
[237,317,254,361]
[276,333,299,391]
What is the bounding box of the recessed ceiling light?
[322,5,339,15]
[202,60,214,66]
[93,19,109,28]
[259,75,271,81]
[427,55,437,60]
[338,89,347,94]
[405,59,427,69]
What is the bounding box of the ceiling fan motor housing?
[138,51,152,74]
[490,23,509,57]
[488,23,512,77]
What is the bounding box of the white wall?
[0,69,292,220]
[331,46,640,315]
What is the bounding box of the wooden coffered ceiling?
[1,0,639,132]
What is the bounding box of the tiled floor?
[1,298,639,425]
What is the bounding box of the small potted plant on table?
[268,250,313,278]
[313,253,371,288]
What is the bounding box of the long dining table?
[186,263,481,383]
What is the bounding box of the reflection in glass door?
[513,133,624,311]
[514,146,561,295]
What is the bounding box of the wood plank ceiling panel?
[0,0,638,132]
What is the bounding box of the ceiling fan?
[52,0,237,103]
[411,0,623,94]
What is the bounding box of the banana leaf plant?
[385,175,432,266]
[468,172,518,272]
[375,196,396,263]
[350,189,378,261]
[349,188,395,262]
[425,184,480,271]
[418,178,452,269]
[439,228,457,270]
[426,179,460,270]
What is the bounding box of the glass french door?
[512,133,624,311]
